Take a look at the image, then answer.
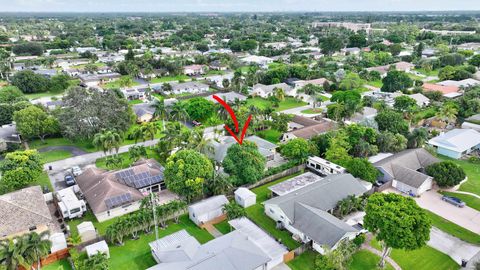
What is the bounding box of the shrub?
[353,234,366,247]
[426,161,466,187]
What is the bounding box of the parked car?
[442,195,466,207]
[64,174,75,187]
[71,166,83,176]
[192,120,202,127]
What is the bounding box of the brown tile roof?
[291,115,322,127]
[76,159,164,214]
[0,186,52,237]
[291,120,337,139]
[422,83,460,95]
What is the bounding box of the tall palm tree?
[169,102,188,124]
[187,127,214,155]
[24,232,51,270]
[142,122,158,142]
[152,99,167,130]
[0,238,30,270]
[93,130,123,157]
[130,125,146,144]
[273,87,285,101]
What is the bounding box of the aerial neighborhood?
[1,6,480,270]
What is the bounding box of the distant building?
[428,129,480,159]
[183,64,206,76]
[169,82,209,95]
[281,116,336,142]
[251,83,293,98]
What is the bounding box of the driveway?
[428,227,480,264]
[44,139,159,191]
[414,190,480,234]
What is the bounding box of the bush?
[353,234,366,247]
[426,161,466,187]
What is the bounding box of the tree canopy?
[426,161,466,187]
[222,141,266,185]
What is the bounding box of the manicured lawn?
[43,259,72,270]
[367,80,383,88]
[415,68,439,77]
[349,250,394,270]
[108,215,213,270]
[256,129,282,144]
[24,79,79,100]
[206,70,225,76]
[128,99,144,105]
[29,137,96,152]
[301,108,323,114]
[67,210,115,235]
[245,97,307,112]
[437,156,480,196]
[213,220,232,235]
[71,62,106,69]
[40,150,73,163]
[103,76,140,89]
[276,97,308,111]
[149,75,189,83]
[287,250,316,270]
[370,238,459,270]
[96,148,161,170]
[32,171,53,192]
[425,210,480,245]
[440,191,480,212]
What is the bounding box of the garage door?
[394,181,416,195]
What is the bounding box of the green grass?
[128,99,144,105]
[440,191,480,211]
[108,215,213,270]
[301,108,323,114]
[256,129,282,144]
[245,97,272,110]
[67,210,115,236]
[71,62,106,69]
[32,171,53,191]
[287,250,316,270]
[206,70,225,76]
[24,79,79,100]
[245,97,307,112]
[425,210,480,245]
[29,137,96,152]
[244,172,304,250]
[39,150,73,163]
[213,220,232,235]
[149,75,189,83]
[370,238,459,270]
[413,107,437,123]
[349,250,394,270]
[367,80,383,88]
[437,156,480,196]
[415,68,439,77]
[43,259,72,270]
[103,76,140,89]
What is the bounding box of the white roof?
[437,79,480,88]
[85,240,109,257]
[50,233,67,253]
[77,221,95,235]
[428,129,480,153]
[409,93,430,106]
[234,188,256,199]
[368,153,394,163]
[188,195,228,215]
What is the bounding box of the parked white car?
[71,166,83,176]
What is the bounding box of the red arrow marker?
[212,95,252,145]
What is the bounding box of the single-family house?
[209,60,228,71]
[428,129,480,159]
[183,64,206,76]
[148,218,288,270]
[122,88,147,100]
[79,72,121,87]
[234,188,256,208]
[341,47,361,55]
[0,186,54,239]
[206,72,234,88]
[205,91,247,104]
[373,148,439,196]
[462,114,480,132]
[422,83,462,98]
[345,107,378,125]
[437,79,480,89]
[133,103,156,122]
[170,82,209,95]
[240,55,273,68]
[366,61,415,77]
[209,135,278,163]
[188,195,228,226]
[292,78,329,89]
[75,159,167,221]
[281,117,336,142]
[251,83,293,98]
[264,173,366,254]
[409,93,430,107]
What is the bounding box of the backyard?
[256,129,282,144]
[244,172,304,250]
[43,259,72,270]
[245,97,307,112]
[149,75,189,83]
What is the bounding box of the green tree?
[468,54,480,67]
[345,158,379,183]
[49,74,70,93]
[381,70,413,93]
[223,201,246,220]
[222,141,266,186]
[364,193,431,268]
[321,36,343,56]
[376,132,407,153]
[0,86,27,103]
[426,161,466,187]
[13,106,59,142]
[93,130,123,157]
[164,149,213,202]
[128,145,148,162]
[0,150,43,193]
[393,96,418,113]
[11,70,50,93]
[375,110,409,135]
[184,98,215,121]
[279,138,317,162]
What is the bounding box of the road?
[44,139,159,190]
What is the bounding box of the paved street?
[428,227,480,264]
[44,139,159,190]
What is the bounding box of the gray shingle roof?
[293,203,357,248]
[264,173,367,221]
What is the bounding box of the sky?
[0,0,479,12]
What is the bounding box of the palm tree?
[93,130,123,157]
[408,128,429,148]
[436,104,458,125]
[152,99,167,131]
[142,122,158,142]
[187,127,213,155]
[273,87,285,101]
[222,201,246,221]
[24,231,51,270]
[0,238,30,270]
[207,172,233,196]
[130,125,145,144]
[169,102,188,124]
[67,234,82,246]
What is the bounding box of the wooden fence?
[18,248,70,270]
[246,164,306,190]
